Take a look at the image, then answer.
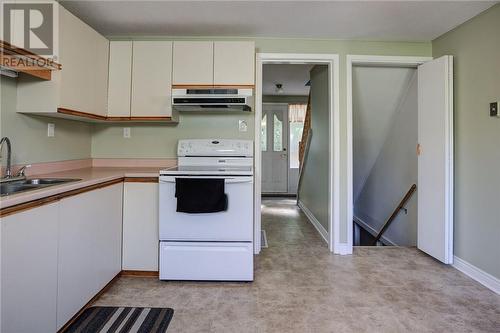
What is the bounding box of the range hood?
[172,88,253,112]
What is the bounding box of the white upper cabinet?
[131,41,173,117]
[16,4,109,117]
[107,41,133,117]
[172,41,214,85]
[214,41,255,85]
[172,41,255,86]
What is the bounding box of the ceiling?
[263,64,312,96]
[60,1,498,41]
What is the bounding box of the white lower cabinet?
[122,182,159,271]
[1,182,125,332]
[57,183,123,329]
[1,203,59,333]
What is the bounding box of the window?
[288,103,307,168]
[273,114,283,152]
[261,114,267,151]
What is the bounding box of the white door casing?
[255,53,340,254]
[261,103,289,193]
[417,55,454,264]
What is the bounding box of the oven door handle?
[160,176,253,184]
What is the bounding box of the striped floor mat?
[65,306,174,333]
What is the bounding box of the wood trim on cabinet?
[57,271,122,333]
[172,84,255,89]
[57,108,173,122]
[121,270,160,277]
[1,40,61,81]
[57,108,107,120]
[123,177,159,183]
[0,179,123,218]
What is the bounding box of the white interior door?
[261,103,289,193]
[417,55,454,264]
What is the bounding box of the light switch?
[490,102,498,117]
[123,127,131,138]
[47,123,55,137]
[238,120,248,132]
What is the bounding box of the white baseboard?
[334,243,352,255]
[353,215,397,246]
[297,200,328,245]
[453,256,500,295]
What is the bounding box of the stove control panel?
[177,139,254,157]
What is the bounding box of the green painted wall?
[433,4,500,279]
[91,113,254,158]
[299,65,330,231]
[0,77,92,165]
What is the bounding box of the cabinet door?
[59,6,95,113]
[172,41,213,85]
[131,41,173,117]
[108,41,132,117]
[93,34,110,116]
[123,182,159,271]
[214,41,255,85]
[57,183,123,329]
[1,203,59,333]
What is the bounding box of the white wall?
[353,68,418,246]
[352,66,416,202]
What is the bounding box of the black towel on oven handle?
[175,178,228,213]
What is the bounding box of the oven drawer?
[159,241,253,281]
[159,177,253,241]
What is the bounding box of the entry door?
[261,103,289,193]
[417,55,454,264]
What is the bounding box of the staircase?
[298,93,311,167]
[297,93,312,203]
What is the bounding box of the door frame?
[261,102,290,194]
[255,53,340,254]
[346,54,436,253]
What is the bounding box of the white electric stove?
[159,139,254,281]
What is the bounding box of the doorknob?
[283,148,287,151]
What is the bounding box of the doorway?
[254,53,340,255]
[347,56,453,264]
[261,64,310,195]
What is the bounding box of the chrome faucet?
[0,137,12,178]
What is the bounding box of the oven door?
[159,176,253,241]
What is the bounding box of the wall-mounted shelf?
[0,41,61,80]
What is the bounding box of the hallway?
[95,199,500,332]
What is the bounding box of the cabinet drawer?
[160,241,253,281]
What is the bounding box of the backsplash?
[91,112,255,158]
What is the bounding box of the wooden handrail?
[296,129,312,204]
[372,184,417,245]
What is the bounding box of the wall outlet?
[490,102,498,117]
[47,123,55,137]
[238,120,248,132]
[123,127,131,138]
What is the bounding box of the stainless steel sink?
[23,178,80,185]
[0,178,81,196]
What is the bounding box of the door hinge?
[417,143,422,156]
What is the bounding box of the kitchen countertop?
[0,167,170,209]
